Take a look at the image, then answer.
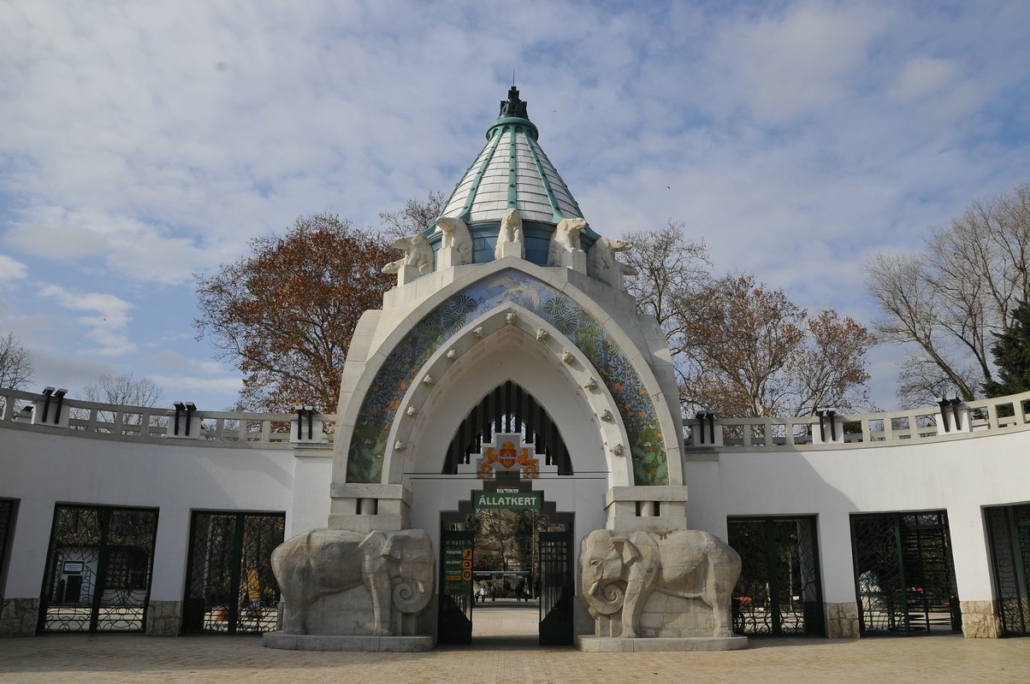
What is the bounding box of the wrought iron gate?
[538,530,574,645]
[728,517,824,636]
[850,511,960,635]
[985,503,1030,636]
[438,528,474,644]
[0,499,15,602]
[182,511,285,634]
[38,504,159,633]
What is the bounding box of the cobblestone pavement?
[2,601,1028,684]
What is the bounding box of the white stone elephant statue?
[271,528,435,636]
[580,528,741,638]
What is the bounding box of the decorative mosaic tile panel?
[346,272,668,486]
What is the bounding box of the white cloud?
[38,284,135,356]
[0,254,28,283]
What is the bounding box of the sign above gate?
[473,491,543,510]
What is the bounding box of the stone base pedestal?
[0,598,39,637]
[263,632,434,652]
[576,635,748,652]
[960,601,1002,638]
[824,602,859,638]
[145,600,182,636]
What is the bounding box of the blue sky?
[1,0,1029,412]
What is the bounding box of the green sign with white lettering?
[473,491,542,510]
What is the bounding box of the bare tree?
[625,225,874,418]
[83,372,164,407]
[0,332,34,390]
[621,221,712,381]
[866,182,1030,405]
[378,190,447,239]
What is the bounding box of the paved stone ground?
[2,600,1028,684]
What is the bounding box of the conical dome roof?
[440,87,585,226]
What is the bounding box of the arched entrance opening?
[430,380,577,646]
[439,474,574,647]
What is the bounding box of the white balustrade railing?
[4,385,1030,451]
[684,390,1030,449]
[0,387,336,448]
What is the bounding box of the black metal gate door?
[38,504,159,633]
[538,530,574,645]
[728,517,824,636]
[985,503,1030,636]
[438,528,474,644]
[851,511,961,635]
[182,511,285,634]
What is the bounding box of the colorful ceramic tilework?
[346,271,669,485]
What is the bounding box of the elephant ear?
[358,530,387,557]
[612,536,642,566]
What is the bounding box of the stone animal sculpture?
[495,208,525,259]
[587,236,635,288]
[580,528,741,638]
[388,233,433,275]
[272,528,435,636]
[547,217,587,266]
[436,216,473,265]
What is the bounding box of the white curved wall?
[0,426,331,601]
[685,429,1030,605]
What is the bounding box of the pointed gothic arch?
[333,260,684,491]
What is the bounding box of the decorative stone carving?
[584,377,598,390]
[473,327,483,338]
[388,234,433,276]
[580,529,741,639]
[406,406,418,417]
[536,328,548,341]
[547,217,588,268]
[495,208,526,259]
[446,349,458,360]
[506,312,517,325]
[588,236,636,290]
[562,350,574,364]
[610,444,624,456]
[422,375,434,385]
[601,409,614,422]
[435,216,473,266]
[272,528,435,636]
[394,440,407,451]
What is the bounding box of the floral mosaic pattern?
[346,272,668,485]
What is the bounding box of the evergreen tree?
[985,299,1030,397]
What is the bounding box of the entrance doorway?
[850,511,961,635]
[181,510,285,634]
[438,474,574,646]
[37,504,159,633]
[985,503,1030,636]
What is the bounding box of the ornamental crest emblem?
[477,433,539,479]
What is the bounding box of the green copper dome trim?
[455,126,504,222]
[486,116,539,141]
[507,126,518,209]
[439,86,585,227]
[524,128,565,223]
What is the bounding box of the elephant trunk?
[392,577,432,615]
[584,580,626,616]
